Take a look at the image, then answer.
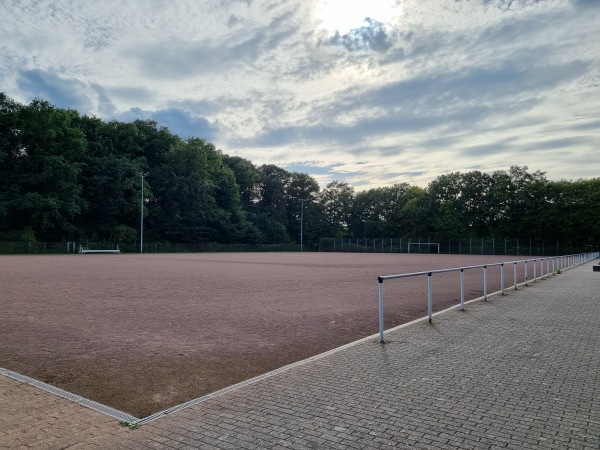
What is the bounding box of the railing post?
[514,262,518,290]
[533,259,537,282]
[460,268,465,310]
[552,257,555,275]
[500,263,505,295]
[541,258,545,278]
[378,277,384,343]
[428,272,433,323]
[525,260,529,286]
[542,258,545,278]
[483,265,487,301]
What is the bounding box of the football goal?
[407,242,440,254]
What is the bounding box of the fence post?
[428,272,433,323]
[533,259,537,282]
[500,263,505,295]
[378,277,385,343]
[460,268,465,310]
[514,262,518,290]
[525,260,529,286]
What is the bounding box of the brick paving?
[2,262,599,449]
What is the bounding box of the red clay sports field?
[1,252,533,417]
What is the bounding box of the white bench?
[78,246,120,254]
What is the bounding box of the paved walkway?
[2,263,599,449]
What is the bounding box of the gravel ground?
[0,252,529,417]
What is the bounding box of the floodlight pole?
[300,198,307,252]
[140,173,144,254]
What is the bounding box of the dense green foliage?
[1,94,598,249]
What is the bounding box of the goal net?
[407,242,440,254]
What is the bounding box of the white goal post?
[407,242,440,254]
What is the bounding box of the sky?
[1,0,598,190]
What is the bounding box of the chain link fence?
[318,237,595,256]
[0,241,302,255]
[1,238,594,256]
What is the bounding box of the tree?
[222,155,262,212]
[455,171,494,237]
[254,164,291,243]
[401,186,430,237]
[0,97,86,241]
[151,138,255,243]
[318,181,355,237]
[152,139,220,242]
[425,172,466,239]
[348,188,383,237]
[491,166,549,238]
[0,94,21,237]
[285,172,320,245]
[69,115,147,241]
[547,178,600,250]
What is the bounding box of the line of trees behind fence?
[1,93,599,251]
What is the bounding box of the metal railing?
[376,252,600,343]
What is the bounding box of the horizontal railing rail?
[376,252,600,343]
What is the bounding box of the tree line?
[1,93,598,250]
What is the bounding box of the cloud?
[245,53,587,151]
[570,0,600,9]
[17,69,94,112]
[328,18,395,52]
[115,107,217,141]
[14,68,216,140]
[1,0,598,190]
[127,7,301,80]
